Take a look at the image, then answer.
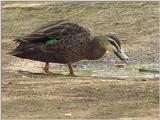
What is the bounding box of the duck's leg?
[43,62,53,74]
[67,64,76,76]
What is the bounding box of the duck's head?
[97,35,129,62]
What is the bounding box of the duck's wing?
[37,32,92,63]
[10,21,92,61]
[15,21,91,44]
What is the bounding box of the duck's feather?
[16,21,90,43]
[11,21,93,63]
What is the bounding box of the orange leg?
[67,64,76,76]
[43,62,53,74]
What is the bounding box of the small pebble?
[65,113,72,116]
[57,107,61,109]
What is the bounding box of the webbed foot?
[43,62,53,75]
[43,70,53,75]
[67,73,77,77]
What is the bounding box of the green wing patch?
[47,38,62,44]
[47,39,58,43]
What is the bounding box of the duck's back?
[10,21,94,63]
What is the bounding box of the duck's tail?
[8,38,23,55]
[8,49,22,56]
[8,38,34,58]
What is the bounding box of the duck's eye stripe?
[108,37,120,50]
[108,35,121,48]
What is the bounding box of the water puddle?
[54,63,159,80]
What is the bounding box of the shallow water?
[54,63,159,79]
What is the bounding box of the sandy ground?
[2,69,159,119]
[2,2,159,119]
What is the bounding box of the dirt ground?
[2,1,159,120]
[2,71,159,119]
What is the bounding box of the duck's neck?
[87,37,106,60]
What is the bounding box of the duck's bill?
[114,49,129,62]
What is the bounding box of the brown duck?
[9,20,129,76]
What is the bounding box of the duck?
[9,20,129,76]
